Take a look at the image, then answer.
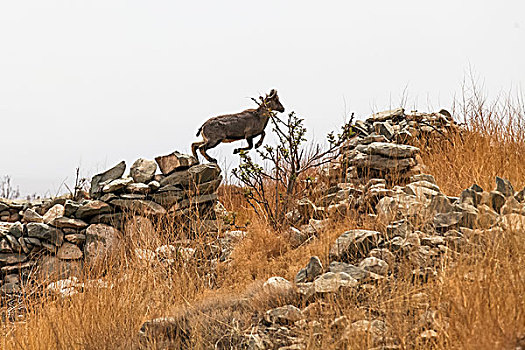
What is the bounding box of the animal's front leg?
[254,131,265,149]
[233,137,254,154]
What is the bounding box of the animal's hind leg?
[191,141,205,162]
[199,140,221,164]
[233,137,254,154]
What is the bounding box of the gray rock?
[429,194,454,214]
[329,229,381,262]
[110,199,166,216]
[433,212,462,231]
[356,142,419,159]
[64,200,81,217]
[368,248,396,266]
[0,282,21,295]
[155,151,198,175]
[90,161,126,197]
[329,261,370,281]
[4,234,20,251]
[84,224,121,266]
[0,253,27,266]
[8,222,24,238]
[150,191,185,208]
[148,181,161,191]
[495,176,514,197]
[126,182,150,194]
[57,242,83,260]
[490,191,506,213]
[26,223,64,246]
[160,163,221,188]
[358,257,389,275]
[76,200,112,219]
[500,196,522,215]
[102,177,133,193]
[313,272,358,293]
[460,188,480,207]
[43,204,65,224]
[295,256,323,283]
[349,152,416,172]
[366,108,404,122]
[373,122,395,140]
[49,217,89,230]
[265,305,304,324]
[130,158,157,183]
[22,208,43,223]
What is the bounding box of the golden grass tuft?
[1,90,524,349]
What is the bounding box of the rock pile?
[0,151,225,298]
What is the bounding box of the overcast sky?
[1,1,524,196]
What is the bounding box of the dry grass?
[1,90,524,349]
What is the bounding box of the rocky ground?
[1,108,524,349]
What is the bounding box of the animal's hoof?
[233,149,239,154]
[211,159,218,164]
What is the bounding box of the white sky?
[1,1,524,196]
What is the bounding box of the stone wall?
[0,151,224,296]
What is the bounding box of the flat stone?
[76,200,112,219]
[50,217,89,230]
[0,253,27,266]
[119,193,147,200]
[358,257,388,275]
[126,182,150,194]
[26,223,64,246]
[169,193,218,212]
[356,142,419,159]
[22,208,43,223]
[155,151,198,175]
[110,199,166,216]
[130,158,157,183]
[159,163,221,188]
[150,190,185,208]
[313,272,358,294]
[410,174,437,184]
[329,261,370,281]
[349,152,416,172]
[90,161,126,197]
[57,242,83,260]
[366,108,404,122]
[102,177,133,193]
[329,230,381,262]
[89,213,125,229]
[373,121,395,140]
[43,204,65,224]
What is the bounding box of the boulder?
[102,178,133,193]
[90,161,126,197]
[313,272,358,294]
[130,158,157,183]
[160,163,221,188]
[50,217,89,230]
[329,261,370,281]
[329,230,381,262]
[366,108,404,122]
[155,151,198,175]
[26,223,64,246]
[84,224,121,266]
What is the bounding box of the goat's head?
[262,89,285,113]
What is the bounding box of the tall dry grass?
[1,88,524,349]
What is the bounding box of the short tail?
[196,126,203,137]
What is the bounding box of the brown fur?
[192,89,285,163]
